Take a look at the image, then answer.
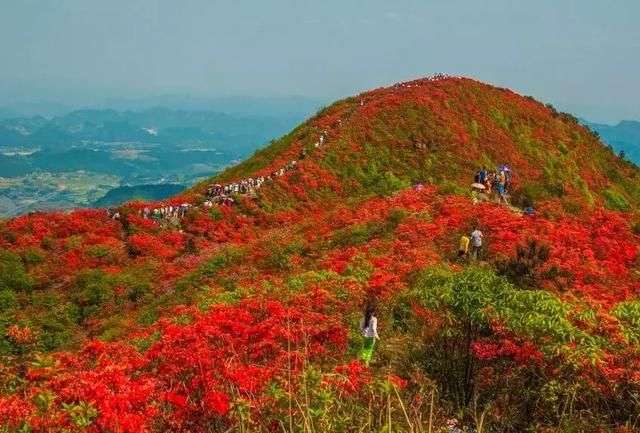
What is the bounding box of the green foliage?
[413,267,588,345]
[558,141,569,155]
[175,247,245,292]
[561,198,586,215]
[510,181,545,207]
[62,401,98,428]
[331,208,407,249]
[332,221,385,248]
[612,301,640,344]
[261,240,303,272]
[0,248,36,293]
[137,307,160,325]
[0,290,18,313]
[345,143,411,197]
[20,247,45,266]
[470,119,479,139]
[603,188,632,212]
[209,206,224,221]
[387,206,408,228]
[410,267,602,423]
[438,181,468,196]
[86,244,111,259]
[286,270,356,303]
[497,238,561,288]
[75,269,113,308]
[490,108,510,131]
[117,271,152,303]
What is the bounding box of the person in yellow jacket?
[458,235,470,260]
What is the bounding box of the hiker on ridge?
[359,303,379,366]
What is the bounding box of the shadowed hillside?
[1,76,639,433]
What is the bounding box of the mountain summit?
[1,76,639,432]
[208,76,640,214]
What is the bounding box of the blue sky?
[0,0,638,123]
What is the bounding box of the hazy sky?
[1,0,638,123]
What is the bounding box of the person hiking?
[485,173,494,194]
[497,180,506,204]
[458,235,470,260]
[479,167,487,184]
[359,303,379,366]
[470,227,483,260]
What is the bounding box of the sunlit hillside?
[1,76,639,433]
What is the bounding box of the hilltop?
[210,76,640,213]
[1,76,639,433]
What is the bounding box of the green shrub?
[209,207,224,221]
[117,271,152,303]
[332,222,384,248]
[137,307,160,325]
[511,181,545,207]
[21,247,45,265]
[411,266,596,417]
[603,189,631,212]
[175,247,245,292]
[0,289,18,312]
[612,301,640,344]
[261,240,303,272]
[438,181,468,196]
[387,207,408,228]
[86,244,111,259]
[0,248,36,293]
[544,182,565,198]
[561,198,585,215]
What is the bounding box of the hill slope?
[1,76,639,432]
[210,77,640,215]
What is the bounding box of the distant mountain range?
[0,106,309,152]
[582,119,640,164]
[0,95,324,120]
[0,103,321,215]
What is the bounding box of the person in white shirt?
[470,227,484,261]
[359,303,379,366]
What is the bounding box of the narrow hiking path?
[364,334,416,377]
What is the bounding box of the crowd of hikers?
[201,130,331,203]
[107,204,193,222]
[204,159,299,202]
[471,165,512,206]
[103,129,333,224]
[391,73,457,90]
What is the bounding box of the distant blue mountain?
[582,119,640,164]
